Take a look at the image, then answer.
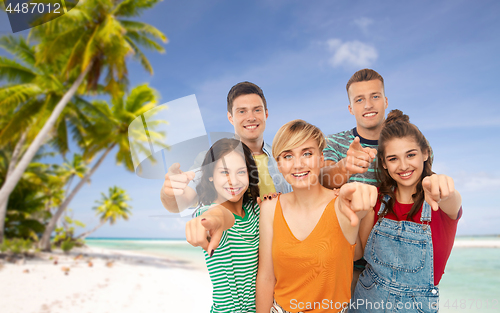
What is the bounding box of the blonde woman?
[256,120,377,313]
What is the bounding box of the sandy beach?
[0,246,213,313]
[1,238,499,313]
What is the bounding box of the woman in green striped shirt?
[186,138,260,312]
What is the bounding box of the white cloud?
[327,39,378,68]
[454,173,500,193]
[353,17,374,33]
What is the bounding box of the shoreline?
[88,237,500,249]
[453,240,500,248]
[83,243,208,269]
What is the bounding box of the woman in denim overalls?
[352,110,462,313]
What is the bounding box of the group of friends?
[160,69,463,313]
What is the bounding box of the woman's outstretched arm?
[256,197,278,313]
[185,205,235,256]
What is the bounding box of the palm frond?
[125,37,153,74]
[95,15,126,46]
[126,31,166,53]
[0,57,37,83]
[0,36,36,66]
[62,30,93,76]
[0,83,42,109]
[120,20,167,43]
[124,84,158,112]
[50,118,69,155]
[113,0,162,17]
[81,28,100,74]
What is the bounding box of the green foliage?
[0,238,37,256]
[94,186,132,224]
[30,0,167,95]
[60,240,76,253]
[0,150,58,240]
[83,84,167,172]
[0,35,91,155]
[0,0,166,245]
[52,215,85,253]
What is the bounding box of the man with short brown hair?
[160,82,291,213]
[321,69,387,296]
[322,68,385,188]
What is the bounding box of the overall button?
[431,289,437,294]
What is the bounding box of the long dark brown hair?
[196,138,259,208]
[376,109,434,220]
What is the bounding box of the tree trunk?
[0,63,92,243]
[0,131,27,242]
[75,220,106,240]
[7,131,27,177]
[39,144,115,251]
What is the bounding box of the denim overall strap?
[377,195,391,216]
[352,196,439,312]
[420,201,432,223]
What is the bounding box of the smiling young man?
[160,81,291,213]
[226,82,292,199]
[322,69,386,189]
[320,69,387,297]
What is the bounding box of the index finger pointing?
[349,137,363,151]
[167,163,182,175]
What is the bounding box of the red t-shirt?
[372,198,462,285]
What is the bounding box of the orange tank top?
[272,196,355,312]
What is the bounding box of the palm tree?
[0,146,66,240]
[58,154,88,198]
[0,36,97,242]
[39,84,166,250]
[76,186,131,239]
[0,0,167,242]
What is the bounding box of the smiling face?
[210,151,249,204]
[277,138,324,189]
[382,136,429,193]
[348,79,388,136]
[227,94,268,143]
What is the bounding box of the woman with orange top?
[256,120,378,313]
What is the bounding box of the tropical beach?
[1,1,500,313]
[1,237,500,313]
[0,241,213,313]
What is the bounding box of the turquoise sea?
[85,238,206,267]
[439,237,500,313]
[85,236,500,313]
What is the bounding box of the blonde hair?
[272,119,326,161]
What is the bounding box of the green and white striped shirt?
[323,128,379,186]
[195,201,260,313]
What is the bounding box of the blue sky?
[1,0,499,237]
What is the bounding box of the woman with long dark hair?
[185,138,260,312]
